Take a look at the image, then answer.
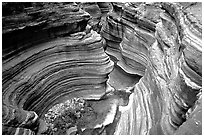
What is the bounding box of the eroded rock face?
[2,2,114,134]
[101,2,158,75]
[101,2,202,135]
[2,2,90,60]
[2,2,202,135]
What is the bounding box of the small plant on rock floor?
[43,98,86,135]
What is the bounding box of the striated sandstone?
[2,2,202,135]
[101,2,161,76]
[80,2,111,33]
[2,2,90,60]
[105,2,202,135]
[2,3,114,134]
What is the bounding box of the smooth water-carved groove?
[2,2,202,135]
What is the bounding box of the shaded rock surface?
[2,2,90,60]
[80,2,111,33]
[101,2,159,76]
[108,64,141,90]
[101,2,202,135]
[2,2,202,135]
[2,2,114,135]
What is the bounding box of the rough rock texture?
[79,2,111,33]
[2,3,114,135]
[101,2,157,75]
[101,2,202,135]
[2,2,202,135]
[2,2,90,60]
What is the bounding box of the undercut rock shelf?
[2,2,202,135]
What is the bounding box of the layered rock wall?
[101,2,202,135]
[101,3,158,75]
[2,3,90,60]
[2,2,202,135]
[2,3,113,134]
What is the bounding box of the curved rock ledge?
[2,3,90,60]
[2,30,114,134]
[2,3,114,134]
[101,2,160,76]
[2,2,202,135]
[80,2,111,33]
[102,2,202,135]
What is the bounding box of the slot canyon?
[2,2,202,135]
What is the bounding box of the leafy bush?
[44,98,86,135]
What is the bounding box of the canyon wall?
[101,2,202,135]
[2,2,202,135]
[2,3,113,134]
